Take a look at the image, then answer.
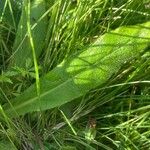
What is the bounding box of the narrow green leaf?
[3,21,150,117]
[10,0,47,68]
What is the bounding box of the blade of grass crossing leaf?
[26,0,40,97]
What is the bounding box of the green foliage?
[0,140,17,150]
[3,21,150,117]
[0,0,150,149]
[0,0,21,28]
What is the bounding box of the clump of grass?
[0,0,150,149]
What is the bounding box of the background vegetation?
[0,0,150,149]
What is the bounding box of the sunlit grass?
[0,0,150,149]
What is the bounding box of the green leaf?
[3,21,150,117]
[10,0,47,68]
